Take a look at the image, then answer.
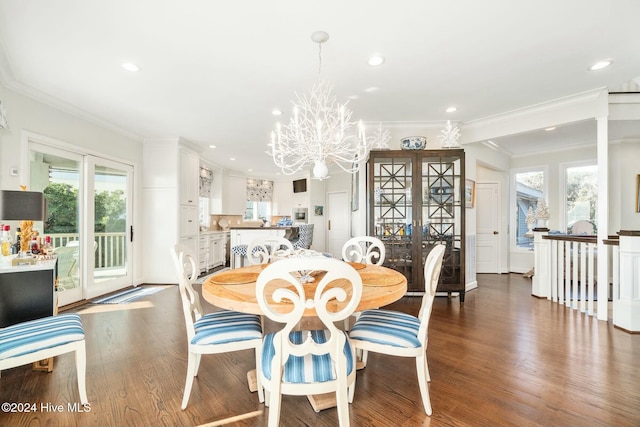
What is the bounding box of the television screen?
[293,178,307,193]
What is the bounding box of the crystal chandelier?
[269,31,373,180]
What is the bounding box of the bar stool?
[230,244,248,269]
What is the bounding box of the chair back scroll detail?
[170,244,203,340]
[341,236,386,265]
[257,257,362,343]
[246,236,294,265]
[417,244,446,339]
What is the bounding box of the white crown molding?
[460,88,608,144]
[1,75,143,142]
[0,40,16,87]
[364,120,460,129]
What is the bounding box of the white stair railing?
[535,231,600,317]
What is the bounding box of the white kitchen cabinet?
[142,138,201,283]
[180,205,198,237]
[179,149,199,206]
[272,179,294,216]
[209,233,226,268]
[199,234,209,272]
[221,174,247,215]
[198,232,227,272]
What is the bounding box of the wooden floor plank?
[1,273,639,426]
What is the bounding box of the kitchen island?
[229,226,299,268]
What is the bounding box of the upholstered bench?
[0,313,88,404]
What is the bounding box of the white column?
[596,116,609,321]
[614,231,640,332]
[532,228,550,297]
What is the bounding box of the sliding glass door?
[30,144,84,306]
[29,143,134,305]
[86,156,133,299]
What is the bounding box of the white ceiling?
[1,0,639,176]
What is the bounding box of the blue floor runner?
[92,286,168,304]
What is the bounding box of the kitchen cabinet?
[142,139,201,283]
[209,232,226,268]
[180,205,198,237]
[0,262,56,327]
[179,149,199,206]
[368,149,466,301]
[199,231,228,272]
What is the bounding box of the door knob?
[493,231,499,235]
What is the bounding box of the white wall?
[609,139,640,232]
[0,83,145,284]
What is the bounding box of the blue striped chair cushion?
[192,310,262,345]
[262,330,353,383]
[0,314,85,360]
[349,309,421,348]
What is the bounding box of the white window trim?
[510,165,548,253]
[558,159,597,233]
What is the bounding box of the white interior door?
[476,182,500,273]
[326,191,350,258]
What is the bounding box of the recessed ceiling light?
[209,144,216,149]
[364,87,379,93]
[589,60,613,71]
[348,94,359,100]
[248,169,253,172]
[446,106,457,113]
[545,127,556,131]
[368,55,385,66]
[229,157,236,161]
[121,62,140,72]
[272,109,282,116]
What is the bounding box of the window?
[564,163,597,233]
[513,169,544,249]
[244,201,271,222]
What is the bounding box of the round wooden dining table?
[201,259,406,412]
[201,261,407,316]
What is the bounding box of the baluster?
[550,240,557,302]
[587,242,595,316]
[579,242,586,313]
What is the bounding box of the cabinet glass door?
[421,153,464,294]
[370,154,420,291]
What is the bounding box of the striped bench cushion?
[262,329,354,383]
[0,314,85,360]
[192,310,262,345]
[349,309,421,348]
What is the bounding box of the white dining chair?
[256,257,362,427]
[341,236,386,266]
[246,236,294,265]
[348,243,446,415]
[341,235,386,330]
[170,244,264,410]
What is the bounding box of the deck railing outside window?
[45,232,127,269]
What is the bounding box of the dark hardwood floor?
[1,273,638,427]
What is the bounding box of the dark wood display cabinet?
[367,149,466,302]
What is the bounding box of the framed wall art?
[636,174,640,213]
[465,179,476,208]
